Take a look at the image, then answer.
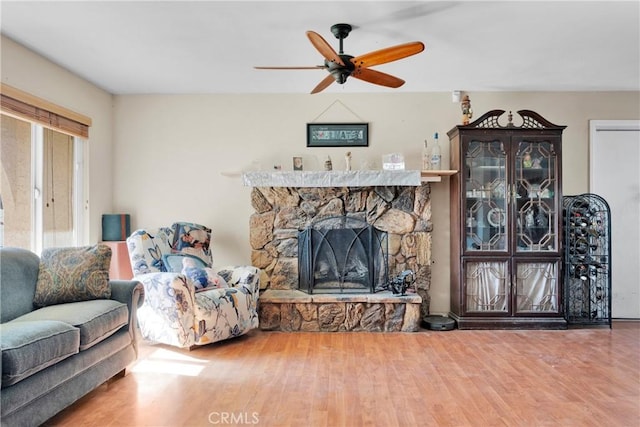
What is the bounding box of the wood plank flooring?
[44,322,640,427]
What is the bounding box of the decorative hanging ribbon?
[309,99,367,123]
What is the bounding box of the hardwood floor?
[45,322,640,427]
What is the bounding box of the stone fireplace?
[244,170,433,332]
[298,216,388,294]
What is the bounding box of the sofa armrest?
[110,279,145,327]
[109,280,145,355]
[133,272,197,309]
[110,280,145,309]
[133,272,200,347]
[216,266,260,302]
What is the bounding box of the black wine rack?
[562,194,611,327]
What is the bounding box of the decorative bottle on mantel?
[422,139,431,170]
[324,155,333,171]
[430,132,441,170]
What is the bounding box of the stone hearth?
[245,172,433,332]
[259,290,422,332]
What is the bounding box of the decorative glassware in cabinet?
[515,139,558,252]
[464,139,507,252]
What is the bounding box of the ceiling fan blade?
[254,66,325,70]
[306,31,345,66]
[310,74,335,94]
[351,68,405,88]
[352,41,425,68]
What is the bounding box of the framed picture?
[307,123,368,147]
[293,156,303,170]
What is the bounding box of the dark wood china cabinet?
[448,110,567,329]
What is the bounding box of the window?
[1,115,85,252]
[0,85,89,253]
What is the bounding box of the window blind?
[0,84,91,139]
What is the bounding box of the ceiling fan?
[255,23,425,94]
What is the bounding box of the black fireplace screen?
[298,216,388,294]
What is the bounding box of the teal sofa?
[0,247,144,426]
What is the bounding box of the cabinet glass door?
[464,140,508,252]
[515,140,558,252]
[515,261,559,313]
[464,260,509,313]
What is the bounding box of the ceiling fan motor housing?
[326,54,355,84]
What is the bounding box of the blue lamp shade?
[102,214,131,241]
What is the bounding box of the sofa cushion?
[34,245,112,308]
[1,320,79,387]
[162,253,228,292]
[162,252,207,272]
[13,300,128,351]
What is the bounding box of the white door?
[590,120,640,318]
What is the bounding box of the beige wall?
[3,35,639,314]
[113,92,639,314]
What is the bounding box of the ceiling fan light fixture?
[330,69,350,84]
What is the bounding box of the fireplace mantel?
[240,170,458,186]
[242,170,421,188]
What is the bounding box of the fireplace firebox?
[298,216,388,294]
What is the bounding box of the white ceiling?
[2,1,639,95]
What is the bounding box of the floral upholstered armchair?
[126,222,260,348]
